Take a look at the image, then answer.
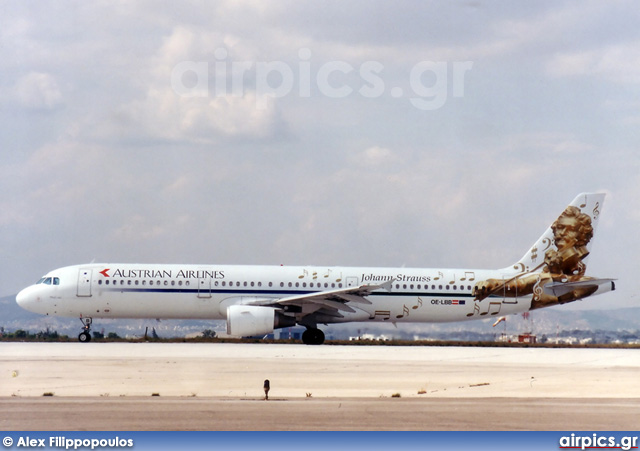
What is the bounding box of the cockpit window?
[36,277,59,285]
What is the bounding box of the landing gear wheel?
[78,317,93,343]
[302,328,325,345]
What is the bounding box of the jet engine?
[226,305,296,337]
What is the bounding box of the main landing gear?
[78,317,92,342]
[302,327,325,345]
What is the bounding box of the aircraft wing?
[543,278,616,297]
[272,280,393,316]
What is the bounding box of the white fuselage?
[16,263,529,323]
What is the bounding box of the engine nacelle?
[226,305,295,337]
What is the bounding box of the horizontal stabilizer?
[543,278,616,297]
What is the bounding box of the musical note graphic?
[532,275,543,302]
[531,245,538,262]
[541,237,552,251]
[434,271,443,281]
[396,304,410,319]
[298,269,308,279]
[412,298,423,310]
[466,302,480,317]
[449,274,456,284]
[460,271,475,281]
[312,272,318,279]
[580,194,587,208]
[374,310,391,321]
[324,269,331,278]
[480,301,502,316]
[593,202,600,219]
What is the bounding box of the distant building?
[517,333,536,344]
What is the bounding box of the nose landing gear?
[78,317,92,342]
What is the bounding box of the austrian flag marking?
[99,268,110,277]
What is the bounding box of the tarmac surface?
[1,342,639,430]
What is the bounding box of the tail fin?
[510,193,605,276]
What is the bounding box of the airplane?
[16,192,615,345]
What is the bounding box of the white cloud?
[100,24,284,143]
[355,146,395,166]
[546,42,640,84]
[501,132,596,155]
[117,88,279,142]
[15,72,63,110]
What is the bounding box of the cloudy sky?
[2,1,639,311]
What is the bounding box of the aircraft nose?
[16,286,36,311]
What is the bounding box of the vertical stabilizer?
[510,192,605,275]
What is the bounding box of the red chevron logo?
[99,268,110,277]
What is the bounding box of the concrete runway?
[1,343,639,430]
[2,397,640,431]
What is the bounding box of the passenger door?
[77,269,92,297]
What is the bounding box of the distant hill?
[0,294,222,339]
[2,294,639,340]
